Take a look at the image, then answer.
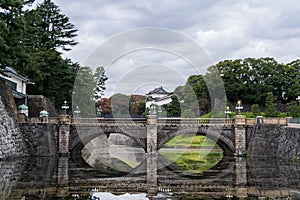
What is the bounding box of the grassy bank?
[164,134,218,147]
[161,134,223,174]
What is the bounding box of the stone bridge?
[56,115,290,156]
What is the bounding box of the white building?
[0,67,34,105]
[145,86,173,108]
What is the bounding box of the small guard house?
[145,86,173,108]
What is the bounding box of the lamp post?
[235,100,243,115]
[157,106,162,117]
[61,100,69,115]
[150,104,157,115]
[225,106,231,118]
[74,106,81,118]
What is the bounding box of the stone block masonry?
[248,124,300,159]
[19,123,58,156]
[0,80,28,159]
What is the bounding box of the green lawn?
[164,134,218,147]
[161,134,223,174]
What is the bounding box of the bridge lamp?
[150,104,157,115]
[235,100,243,115]
[157,106,163,117]
[74,106,81,118]
[61,100,69,115]
[225,106,231,118]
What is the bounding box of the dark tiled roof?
[146,86,171,95]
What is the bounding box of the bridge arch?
[157,127,235,156]
[70,126,146,154]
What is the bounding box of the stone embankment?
[248,124,300,159]
[0,80,28,159]
[19,123,57,156]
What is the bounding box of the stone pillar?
[56,157,69,197]
[235,157,248,198]
[146,154,158,197]
[234,115,246,156]
[58,115,71,156]
[146,115,157,153]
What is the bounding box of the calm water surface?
[1,145,300,199]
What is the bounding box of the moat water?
[1,145,300,200]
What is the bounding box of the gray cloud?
[50,0,300,96]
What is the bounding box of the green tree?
[265,92,278,117]
[251,104,261,117]
[0,0,34,71]
[21,0,78,93]
[110,93,130,117]
[73,66,96,117]
[162,96,181,117]
[181,109,196,118]
[287,101,300,117]
[284,60,300,102]
[93,66,108,100]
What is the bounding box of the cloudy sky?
[45,0,300,97]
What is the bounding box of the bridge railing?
[72,117,147,125]
[157,118,233,126]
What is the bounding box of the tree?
[163,96,181,117]
[110,93,130,117]
[20,0,78,95]
[265,92,278,117]
[73,66,96,117]
[0,0,34,71]
[284,60,300,102]
[24,0,77,52]
[93,66,108,100]
[181,109,196,118]
[129,94,146,117]
[96,98,112,117]
[251,104,261,117]
[287,101,300,117]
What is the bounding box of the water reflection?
[1,148,300,199]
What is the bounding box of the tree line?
[0,0,108,109]
[167,57,300,117]
[98,57,300,118]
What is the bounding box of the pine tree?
[0,0,34,71]
[251,104,261,117]
[93,66,108,100]
[265,92,278,117]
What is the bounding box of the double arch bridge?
[56,115,288,156]
[69,117,235,156]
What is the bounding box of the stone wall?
[248,124,300,159]
[0,80,28,159]
[27,95,57,117]
[19,123,58,156]
[0,159,25,200]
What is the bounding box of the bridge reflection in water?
[2,150,300,200]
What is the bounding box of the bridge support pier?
[58,115,71,156]
[56,157,69,197]
[234,115,246,156]
[235,157,248,198]
[146,154,158,197]
[146,115,157,153]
